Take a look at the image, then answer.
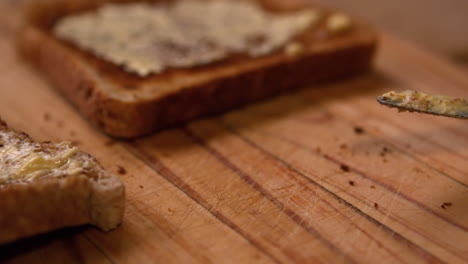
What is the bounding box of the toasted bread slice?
[18,0,377,138]
[0,118,125,244]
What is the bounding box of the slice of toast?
[0,118,125,244]
[17,0,377,138]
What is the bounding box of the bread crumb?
[370,185,375,189]
[380,146,392,157]
[354,126,365,134]
[43,113,51,121]
[117,166,127,175]
[441,202,452,209]
[374,202,379,209]
[348,180,355,186]
[340,164,350,172]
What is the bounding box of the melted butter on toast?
[54,0,321,77]
[0,132,87,185]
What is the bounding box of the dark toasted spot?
[85,88,93,100]
[96,120,105,128]
[124,84,137,89]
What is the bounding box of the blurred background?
[1,0,468,65]
[312,0,468,64]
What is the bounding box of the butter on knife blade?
[377,90,468,119]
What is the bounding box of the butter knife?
[377,90,468,119]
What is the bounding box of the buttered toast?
[18,0,377,138]
[0,118,125,244]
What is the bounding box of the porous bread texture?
[0,119,125,244]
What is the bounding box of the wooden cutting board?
[1,6,468,264]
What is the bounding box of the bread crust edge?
[0,172,125,244]
[0,119,125,245]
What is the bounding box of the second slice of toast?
[18,0,377,138]
[0,118,125,244]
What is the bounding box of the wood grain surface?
[1,1,468,264]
